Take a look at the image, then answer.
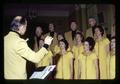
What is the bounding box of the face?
[49,23,54,32]
[57,34,64,41]
[70,22,77,31]
[59,41,66,50]
[111,38,115,51]
[35,26,43,37]
[84,41,90,52]
[19,23,27,35]
[39,40,44,48]
[88,18,96,27]
[75,34,82,43]
[95,28,101,38]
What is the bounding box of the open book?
[29,65,56,79]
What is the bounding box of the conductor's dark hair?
[85,37,95,51]
[10,16,27,31]
[59,39,69,50]
[94,25,104,36]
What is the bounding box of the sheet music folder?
[29,65,56,79]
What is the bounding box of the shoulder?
[67,51,74,58]
[86,27,92,31]
[65,31,71,35]
[103,37,110,43]
[90,52,98,60]
[78,52,84,59]
[72,45,77,50]
[48,50,53,56]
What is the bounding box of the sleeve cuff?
[43,44,49,49]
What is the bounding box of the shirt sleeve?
[16,39,48,63]
[104,38,110,45]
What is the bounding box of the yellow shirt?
[35,50,53,67]
[65,31,75,48]
[72,44,84,79]
[78,52,98,79]
[94,37,110,79]
[4,32,48,79]
[55,52,74,79]
[107,52,115,79]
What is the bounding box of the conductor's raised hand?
[44,36,53,45]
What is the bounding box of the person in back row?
[86,17,106,40]
[107,36,115,79]
[94,25,110,79]
[44,22,57,53]
[65,20,80,48]
[71,32,84,79]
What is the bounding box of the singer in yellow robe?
[94,25,110,79]
[55,39,73,79]
[71,32,84,79]
[72,44,84,79]
[107,52,115,79]
[78,52,98,79]
[107,36,115,79]
[55,52,74,79]
[94,37,110,79]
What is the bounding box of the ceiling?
[4,4,85,16]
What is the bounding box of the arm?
[16,36,53,63]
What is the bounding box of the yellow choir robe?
[78,52,98,79]
[72,44,84,79]
[55,51,74,79]
[94,37,110,79]
[64,31,75,48]
[107,52,115,79]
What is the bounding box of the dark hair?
[10,16,26,31]
[111,36,115,41]
[68,20,77,28]
[57,32,65,41]
[85,37,95,51]
[88,17,97,21]
[94,25,104,36]
[59,39,69,50]
[75,32,84,42]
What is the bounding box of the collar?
[10,30,22,37]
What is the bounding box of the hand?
[44,36,53,45]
